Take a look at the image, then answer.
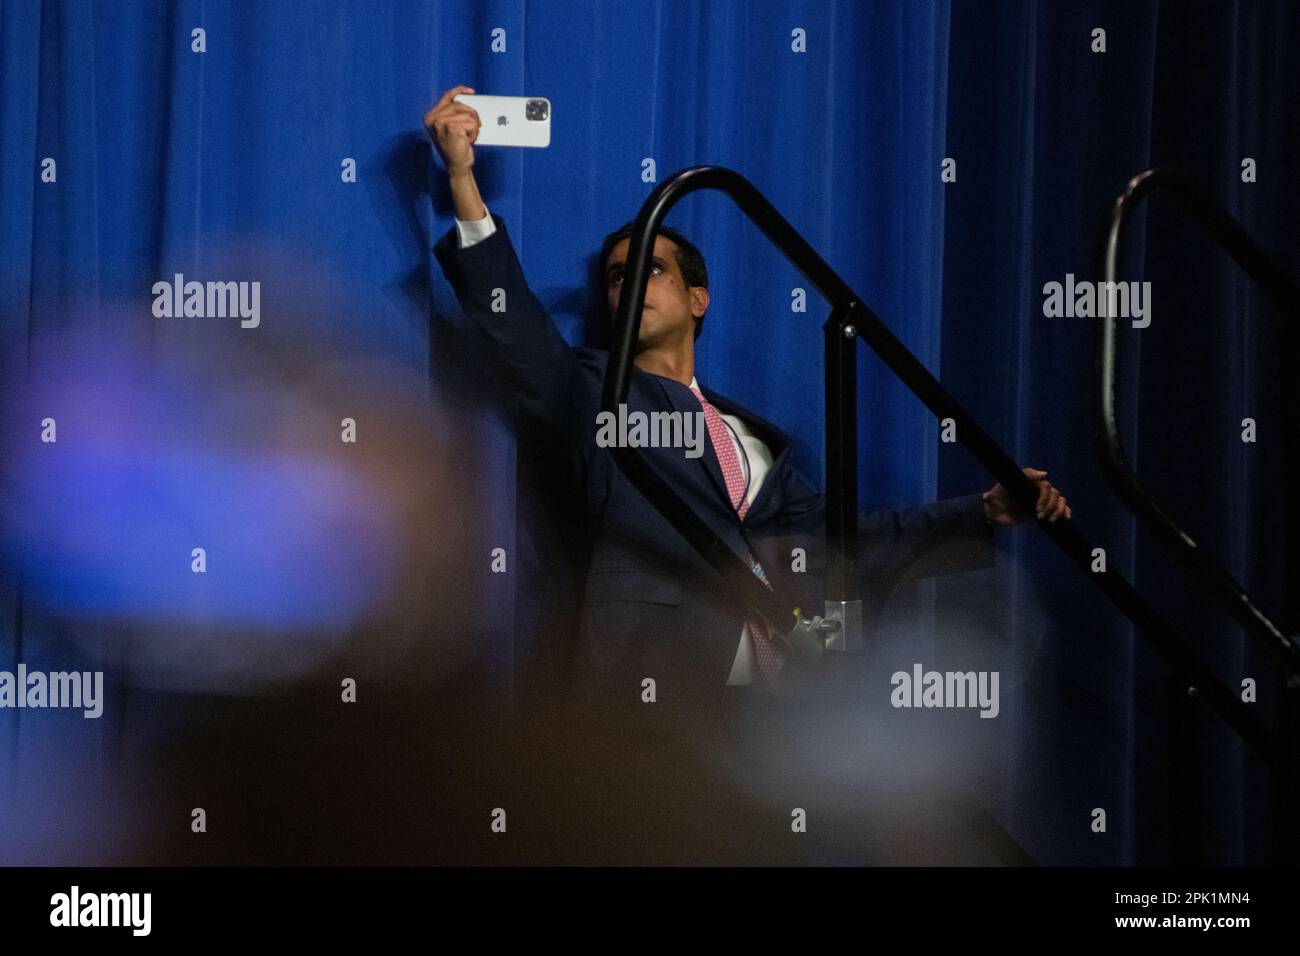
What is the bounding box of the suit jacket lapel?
[650,374,796,519]
[641,370,798,584]
[651,374,734,509]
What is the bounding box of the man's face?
[604,236,709,351]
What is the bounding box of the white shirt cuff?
[455,206,496,248]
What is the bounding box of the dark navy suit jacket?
[434,214,996,713]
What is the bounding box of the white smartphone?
[452,94,552,148]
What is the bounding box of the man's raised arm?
[424,86,590,439]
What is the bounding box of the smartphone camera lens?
[526,99,549,122]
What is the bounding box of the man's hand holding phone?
[424,85,486,221]
[425,85,481,173]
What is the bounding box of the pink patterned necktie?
[690,386,786,683]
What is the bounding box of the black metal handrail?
[603,164,1278,764]
[1100,167,1300,684]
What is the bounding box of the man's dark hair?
[598,221,709,340]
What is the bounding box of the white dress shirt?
[455,205,774,684]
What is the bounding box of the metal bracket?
[821,599,863,652]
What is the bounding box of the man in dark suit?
[424,86,1071,723]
